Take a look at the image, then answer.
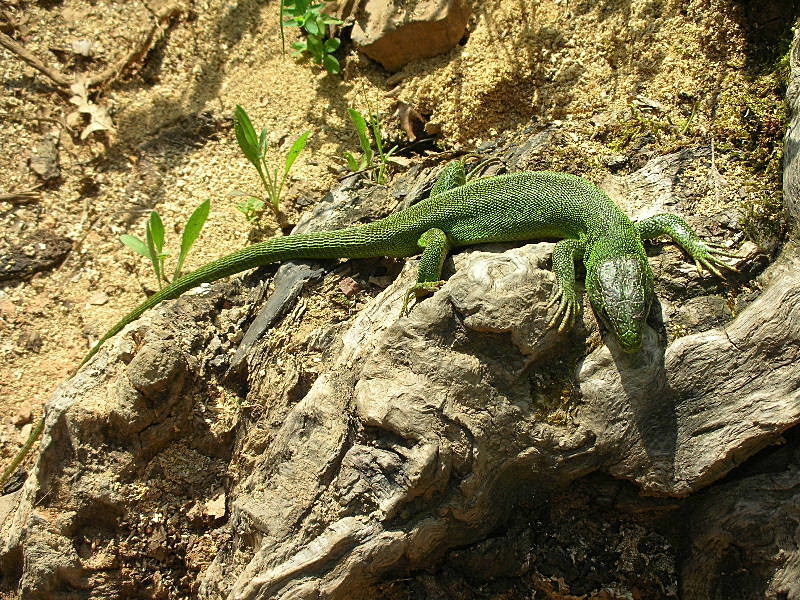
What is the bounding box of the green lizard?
[0,161,735,490]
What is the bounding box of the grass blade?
[270,167,280,208]
[344,151,359,172]
[174,199,210,280]
[279,0,287,52]
[258,127,269,157]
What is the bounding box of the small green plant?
[281,0,343,74]
[343,107,398,184]
[120,199,210,290]
[233,104,312,223]
[235,196,266,223]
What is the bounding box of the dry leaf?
[632,95,667,114]
[68,76,115,140]
[397,101,426,141]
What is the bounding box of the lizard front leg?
[635,213,738,277]
[547,238,585,332]
[401,228,451,315]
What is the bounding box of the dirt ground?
[0,0,789,516]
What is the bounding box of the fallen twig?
[0,188,42,205]
[86,2,182,90]
[0,31,73,87]
[0,2,181,92]
[29,115,74,134]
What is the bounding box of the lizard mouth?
[617,330,643,352]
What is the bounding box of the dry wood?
[0,31,73,87]
[0,188,41,205]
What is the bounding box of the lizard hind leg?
[401,228,452,316]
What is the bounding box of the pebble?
[87,291,109,306]
[338,277,361,298]
[0,300,17,319]
[13,409,32,427]
[17,329,43,352]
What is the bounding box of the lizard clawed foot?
[692,241,740,278]
[401,280,446,316]
[546,282,581,332]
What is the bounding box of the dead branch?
[86,2,182,89]
[0,2,181,92]
[0,188,42,205]
[0,31,73,87]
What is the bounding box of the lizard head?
[585,254,653,352]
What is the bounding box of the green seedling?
[281,0,343,74]
[235,196,266,223]
[120,199,210,290]
[233,104,311,223]
[344,107,399,184]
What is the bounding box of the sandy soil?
[0,0,787,513]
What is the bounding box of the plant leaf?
[69,76,116,140]
[145,220,163,287]
[305,17,319,35]
[324,37,341,52]
[258,127,269,157]
[306,34,323,60]
[149,211,165,252]
[243,196,265,210]
[322,53,340,74]
[344,151,359,172]
[175,199,210,280]
[348,108,372,162]
[237,196,265,222]
[120,234,150,258]
[284,130,312,174]
[233,105,262,171]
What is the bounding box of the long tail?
[80,226,408,368]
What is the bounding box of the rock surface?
[351,0,471,71]
[1,123,799,599]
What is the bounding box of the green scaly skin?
[0,161,736,490]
